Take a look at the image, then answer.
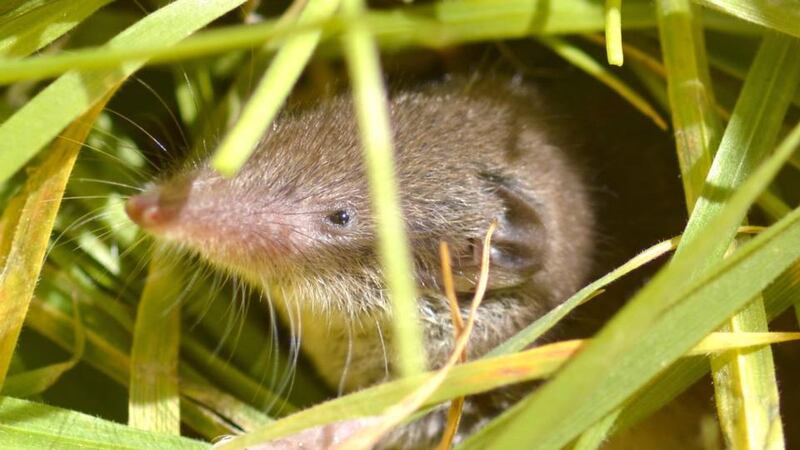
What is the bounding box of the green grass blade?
[129,247,182,434]
[0,396,209,450]
[758,188,793,221]
[656,0,722,210]
[695,0,800,38]
[705,32,800,108]
[603,259,800,441]
[664,28,800,450]
[0,100,105,390]
[210,0,341,176]
[604,0,624,65]
[180,334,296,416]
[711,291,784,449]
[26,294,268,438]
[1,299,85,398]
[462,117,800,450]
[27,298,130,385]
[467,258,800,450]
[180,379,272,431]
[672,31,800,276]
[571,412,620,450]
[488,235,679,356]
[213,330,798,449]
[537,36,667,130]
[0,0,247,185]
[341,0,426,377]
[0,0,112,58]
[0,0,661,86]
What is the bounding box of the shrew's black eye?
[327,209,352,226]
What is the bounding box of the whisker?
[72,177,144,192]
[82,124,160,173]
[105,108,169,155]
[374,316,390,383]
[57,133,153,177]
[135,76,190,150]
[338,322,354,397]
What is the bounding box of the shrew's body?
[126,75,708,448]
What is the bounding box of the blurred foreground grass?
[0,0,799,449]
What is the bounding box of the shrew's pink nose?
[126,191,168,228]
[125,182,186,229]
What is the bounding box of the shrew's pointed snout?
[126,179,190,230]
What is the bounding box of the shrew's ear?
[447,170,547,293]
[488,181,546,276]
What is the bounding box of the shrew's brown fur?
[128,75,593,446]
[128,73,719,449]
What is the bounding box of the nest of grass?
[0,0,799,449]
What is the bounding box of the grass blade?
[656,0,722,210]
[711,292,785,449]
[0,397,208,450]
[537,36,667,130]
[0,0,112,58]
[215,330,799,450]
[594,259,800,442]
[0,0,248,185]
[129,247,182,434]
[661,27,800,450]
[1,298,85,398]
[672,32,800,277]
[0,99,106,389]
[488,235,678,356]
[341,0,426,376]
[695,0,800,38]
[604,0,624,65]
[461,116,800,450]
[0,0,662,86]
[210,0,341,176]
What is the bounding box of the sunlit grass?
[0,0,799,449]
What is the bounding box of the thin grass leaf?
[213,340,575,449]
[459,117,800,450]
[0,0,663,86]
[210,0,341,176]
[399,0,655,46]
[660,14,798,450]
[0,0,112,58]
[341,0,425,376]
[0,396,209,450]
[624,259,800,433]
[180,335,296,416]
[129,247,182,434]
[0,99,107,389]
[672,32,800,276]
[215,329,799,450]
[436,242,467,450]
[0,19,275,85]
[711,287,785,449]
[488,234,680,356]
[695,0,800,39]
[704,33,800,108]
[180,379,271,432]
[537,36,667,130]
[26,294,272,438]
[604,0,624,65]
[44,241,295,418]
[758,189,792,221]
[570,413,617,450]
[332,223,496,450]
[582,33,666,76]
[0,0,248,185]
[1,297,85,398]
[656,0,722,210]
